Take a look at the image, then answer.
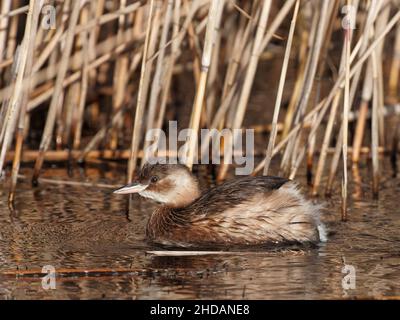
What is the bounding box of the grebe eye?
[150,176,158,183]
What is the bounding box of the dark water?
[0,159,399,300]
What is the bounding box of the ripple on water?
[0,163,399,299]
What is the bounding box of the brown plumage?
[114,163,327,247]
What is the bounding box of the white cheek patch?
[138,173,197,205]
[139,190,171,203]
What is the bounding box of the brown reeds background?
[0,0,400,218]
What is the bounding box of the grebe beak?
[113,182,148,194]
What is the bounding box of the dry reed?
[0,0,398,222]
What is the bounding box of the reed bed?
[0,0,400,219]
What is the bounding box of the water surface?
[0,160,399,299]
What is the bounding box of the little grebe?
[114,163,327,247]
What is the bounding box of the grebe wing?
[182,176,290,217]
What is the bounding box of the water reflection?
[0,160,399,299]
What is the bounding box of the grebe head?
[114,163,201,208]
